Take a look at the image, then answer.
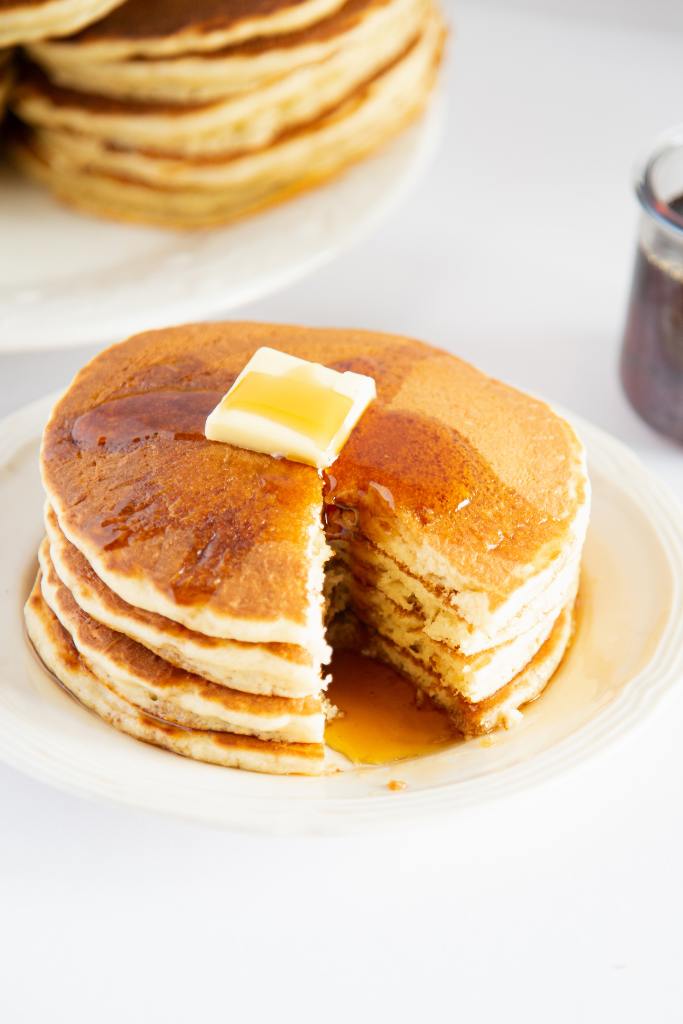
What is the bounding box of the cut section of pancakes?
[0,0,124,47]
[25,322,590,774]
[10,0,445,227]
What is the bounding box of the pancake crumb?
[387,778,407,792]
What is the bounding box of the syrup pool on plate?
[325,650,460,765]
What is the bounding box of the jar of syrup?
[621,128,683,442]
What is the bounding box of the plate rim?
[0,101,443,354]
[1,391,682,835]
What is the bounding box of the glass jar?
[621,127,683,443]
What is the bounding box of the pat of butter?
[205,347,376,469]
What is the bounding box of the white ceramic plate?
[1,393,682,835]
[0,105,441,353]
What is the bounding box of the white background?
[2,2,683,1021]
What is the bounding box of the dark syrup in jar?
[621,194,683,442]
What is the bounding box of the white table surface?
[2,3,683,1021]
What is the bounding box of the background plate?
[0,105,441,353]
[1,393,682,834]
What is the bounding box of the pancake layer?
[45,504,325,696]
[0,0,124,47]
[29,0,419,102]
[15,1,428,155]
[26,0,353,60]
[40,323,589,645]
[10,0,445,227]
[26,575,326,774]
[26,322,590,774]
[39,539,325,741]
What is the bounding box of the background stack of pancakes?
[0,0,125,123]
[0,47,12,117]
[8,0,445,227]
[25,323,590,776]
[0,0,122,46]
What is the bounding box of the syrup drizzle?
[72,389,220,450]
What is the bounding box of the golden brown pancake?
[45,503,323,696]
[201,0,401,56]
[41,323,588,644]
[38,538,324,741]
[11,0,443,228]
[28,0,422,103]
[25,575,326,774]
[364,600,576,735]
[13,6,428,155]
[0,0,124,47]
[44,380,325,645]
[35,0,351,58]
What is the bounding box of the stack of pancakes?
[25,322,590,775]
[0,0,125,126]
[10,0,445,227]
[0,0,122,47]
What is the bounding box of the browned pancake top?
[47,504,313,666]
[63,0,333,43]
[41,543,320,715]
[42,323,585,626]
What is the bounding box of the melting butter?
[205,347,376,469]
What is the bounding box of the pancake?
[29,0,420,103]
[38,539,324,741]
[340,530,583,655]
[47,492,576,707]
[14,0,427,155]
[24,0,351,60]
[28,321,589,772]
[45,503,326,696]
[365,600,576,736]
[25,575,326,774]
[346,565,579,702]
[42,377,330,648]
[0,0,124,47]
[11,10,443,227]
[41,322,588,640]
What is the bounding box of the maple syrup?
[621,203,683,443]
[621,130,683,443]
[325,650,460,765]
[72,389,219,451]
